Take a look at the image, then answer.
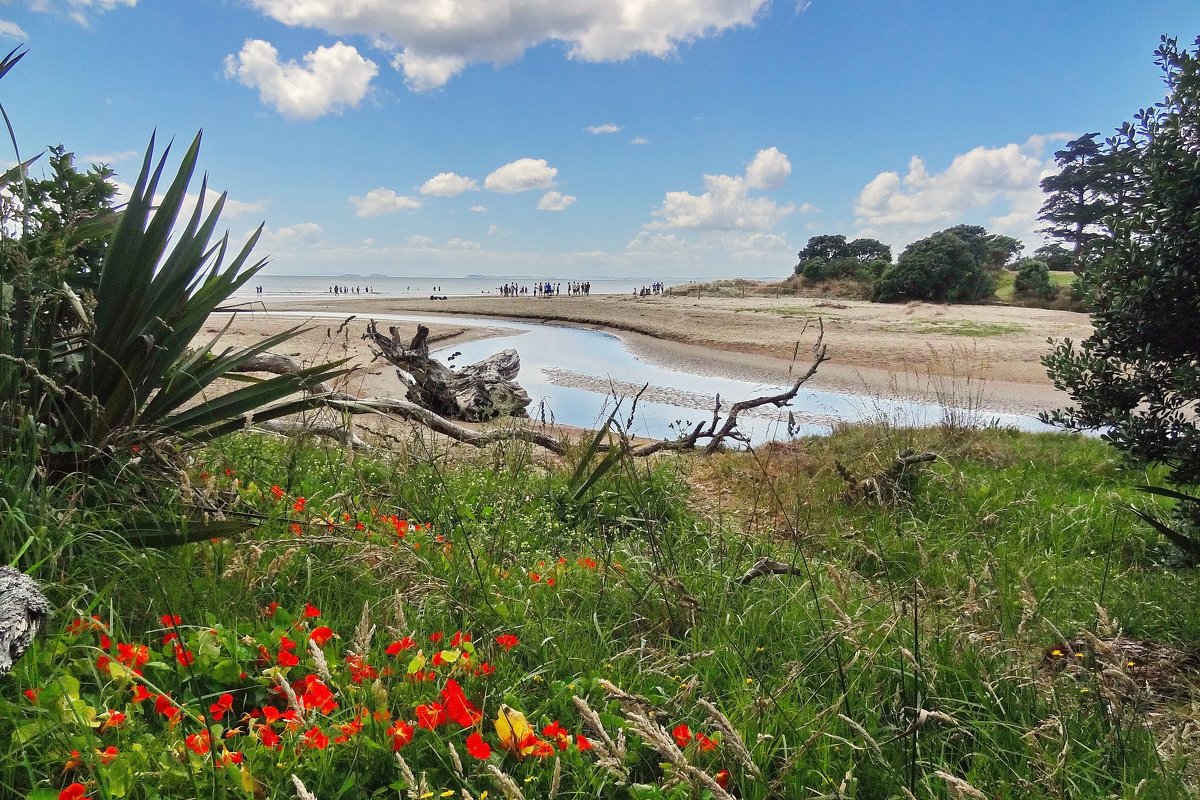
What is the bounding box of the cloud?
[487,224,499,235]
[349,188,423,216]
[647,147,795,232]
[631,136,650,146]
[0,20,27,38]
[852,133,1071,244]
[585,123,621,135]
[743,146,791,190]
[28,0,135,26]
[246,0,769,90]
[537,191,576,211]
[256,222,323,251]
[111,180,268,221]
[419,171,479,197]
[224,39,378,120]
[484,158,557,193]
[80,149,138,165]
[469,205,488,213]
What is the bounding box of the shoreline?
[221,294,1090,418]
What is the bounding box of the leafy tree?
[872,228,993,303]
[794,234,890,282]
[1012,258,1054,300]
[1033,243,1074,272]
[1042,35,1200,487]
[1038,134,1110,257]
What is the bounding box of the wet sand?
[215,293,1091,417]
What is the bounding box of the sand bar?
[209,292,1093,418]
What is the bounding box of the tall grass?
[1,421,1196,799]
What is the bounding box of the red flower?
[577,557,598,569]
[259,727,282,749]
[415,702,447,729]
[575,734,593,751]
[217,750,244,766]
[386,637,416,655]
[277,650,300,667]
[309,626,335,646]
[545,577,556,587]
[22,688,37,704]
[528,571,542,583]
[209,693,234,718]
[98,746,119,765]
[450,631,473,647]
[116,642,149,670]
[695,732,719,752]
[302,726,329,750]
[388,719,415,750]
[474,661,496,677]
[345,653,378,684]
[161,614,182,626]
[715,769,731,790]
[542,720,570,750]
[495,633,519,651]
[173,644,194,667]
[289,523,303,536]
[441,679,483,728]
[466,731,491,760]
[155,694,181,723]
[672,724,692,748]
[102,710,126,729]
[131,685,151,704]
[185,730,211,755]
[303,602,321,618]
[429,631,444,643]
[271,485,284,500]
[264,601,280,616]
[58,783,89,800]
[299,678,338,715]
[293,497,307,513]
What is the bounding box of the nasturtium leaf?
[212,658,242,684]
[439,648,461,664]
[106,661,133,683]
[461,641,476,656]
[406,650,427,675]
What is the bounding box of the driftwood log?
[231,319,829,457]
[363,321,531,421]
[0,566,50,676]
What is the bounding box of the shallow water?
[252,310,1058,444]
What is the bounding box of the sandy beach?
[205,291,1092,419]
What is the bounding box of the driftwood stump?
[1,566,50,676]
[364,321,531,421]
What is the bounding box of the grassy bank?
[2,422,1197,799]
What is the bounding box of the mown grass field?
[2,420,1197,799]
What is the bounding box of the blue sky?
[3,1,1197,278]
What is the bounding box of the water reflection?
[254,310,1057,444]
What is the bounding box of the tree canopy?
[793,234,891,282]
[872,227,995,303]
[1042,35,1200,485]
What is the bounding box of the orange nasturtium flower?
[495,633,519,651]
[293,497,307,513]
[466,731,492,760]
[58,783,89,800]
[209,693,234,718]
[672,724,692,748]
[303,602,321,618]
[271,485,284,500]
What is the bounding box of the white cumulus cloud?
[246,0,769,90]
[852,133,1072,244]
[537,191,576,211]
[647,147,795,232]
[29,0,135,26]
[0,19,27,38]
[484,158,557,193]
[631,136,650,146]
[349,188,423,216]
[224,39,378,120]
[585,123,622,135]
[469,205,488,213]
[743,146,791,190]
[419,172,480,197]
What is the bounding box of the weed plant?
[2,422,1198,799]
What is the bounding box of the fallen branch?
[736,557,806,585]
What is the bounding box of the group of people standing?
[635,282,666,297]
[329,285,372,295]
[497,281,592,297]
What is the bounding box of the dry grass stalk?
[272,669,307,726]
[486,764,526,800]
[447,738,464,777]
[625,710,736,800]
[307,638,333,683]
[934,770,988,799]
[291,774,318,800]
[837,713,884,763]
[698,698,761,777]
[394,753,417,787]
[548,756,561,799]
[571,694,629,783]
[352,600,376,655]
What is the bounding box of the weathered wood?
[0,566,50,676]
[364,321,531,421]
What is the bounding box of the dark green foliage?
[1042,35,1200,486]
[1012,258,1056,300]
[1034,243,1076,272]
[794,234,891,282]
[1038,133,1113,256]
[872,228,994,303]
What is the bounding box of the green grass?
[886,319,1027,337]
[994,269,1078,303]
[2,424,1197,799]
